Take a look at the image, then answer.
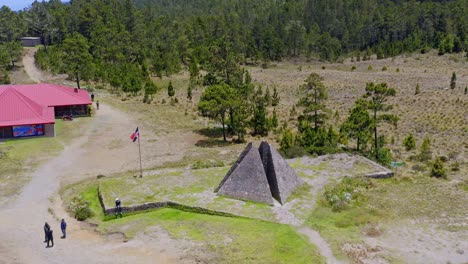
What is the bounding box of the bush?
[280,145,308,159]
[367,65,373,71]
[351,65,356,71]
[403,134,416,151]
[431,157,447,179]
[450,162,460,171]
[68,195,93,221]
[324,177,371,212]
[191,159,225,169]
[419,136,432,161]
[382,66,387,71]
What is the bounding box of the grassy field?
[0,117,92,204]
[59,51,467,263]
[62,179,325,263]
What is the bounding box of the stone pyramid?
[215,143,274,205]
[259,141,304,204]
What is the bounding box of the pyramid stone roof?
[259,141,304,204]
[215,143,274,205]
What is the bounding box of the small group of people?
[43,219,67,248]
[90,93,100,110]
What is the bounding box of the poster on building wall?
[12,124,44,137]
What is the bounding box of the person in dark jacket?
[43,222,50,243]
[46,229,54,248]
[61,219,67,239]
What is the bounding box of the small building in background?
[20,37,41,47]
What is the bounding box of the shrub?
[68,195,93,221]
[419,136,432,161]
[191,160,225,169]
[450,162,460,171]
[167,81,175,97]
[321,66,326,70]
[323,177,371,212]
[280,145,308,159]
[415,83,421,95]
[367,65,373,71]
[431,157,447,179]
[403,134,416,151]
[396,68,400,72]
[382,66,387,71]
[351,65,356,71]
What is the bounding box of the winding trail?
[0,105,176,264]
[1,47,343,264]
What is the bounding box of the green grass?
[64,177,325,263]
[0,123,62,201]
[97,208,325,263]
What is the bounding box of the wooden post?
[138,130,143,178]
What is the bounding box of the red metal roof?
[0,86,55,127]
[8,83,92,107]
[0,84,92,127]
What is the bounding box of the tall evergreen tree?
[362,82,398,160]
[298,73,328,131]
[341,99,371,152]
[61,33,93,89]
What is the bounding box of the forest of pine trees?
[0,0,466,87]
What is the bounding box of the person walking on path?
[96,100,100,110]
[61,219,67,239]
[43,222,50,243]
[91,93,95,102]
[46,229,54,248]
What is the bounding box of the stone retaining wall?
[98,185,245,218]
[362,158,394,178]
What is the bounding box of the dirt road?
[0,105,177,264]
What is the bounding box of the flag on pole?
[130,127,140,142]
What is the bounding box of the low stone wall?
[362,157,394,178]
[98,185,246,218]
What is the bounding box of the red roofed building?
[0,84,92,138]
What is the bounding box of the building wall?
[54,105,88,117]
[44,124,55,137]
[21,38,41,47]
[0,127,13,138]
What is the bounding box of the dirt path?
[22,47,66,83]
[0,105,177,264]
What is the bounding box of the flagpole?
[138,128,143,178]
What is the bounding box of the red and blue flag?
[130,127,140,142]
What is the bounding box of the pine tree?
[450,72,456,89]
[403,134,416,151]
[363,82,398,161]
[298,73,328,131]
[271,86,280,107]
[431,157,447,179]
[187,82,193,101]
[270,109,279,130]
[264,87,271,106]
[415,83,421,95]
[167,81,175,97]
[419,136,432,161]
[61,33,93,89]
[251,87,268,136]
[341,99,371,152]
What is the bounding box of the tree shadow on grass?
[194,127,231,148]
